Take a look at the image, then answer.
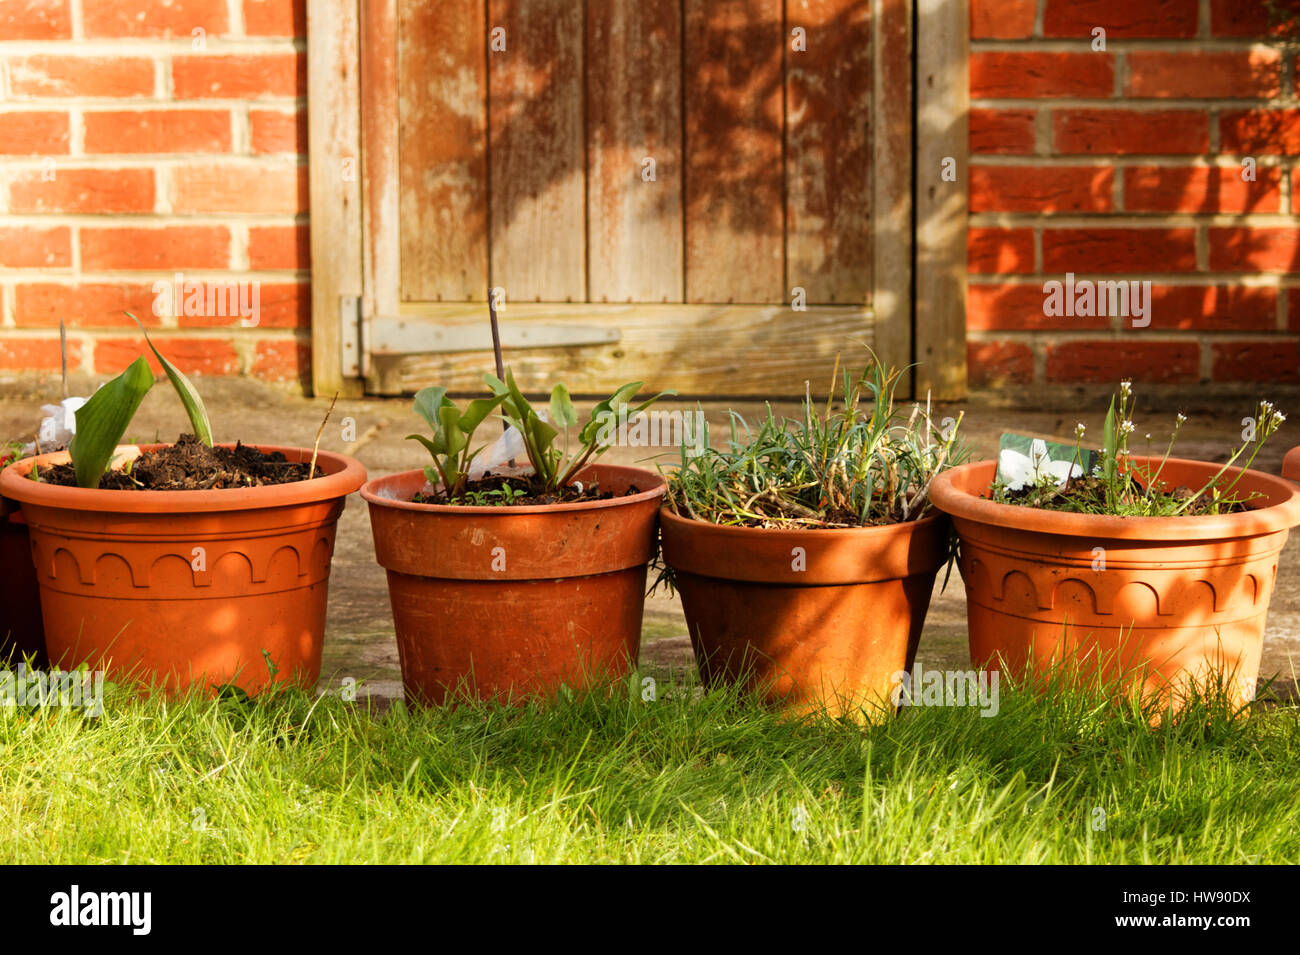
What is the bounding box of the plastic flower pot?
[1282,446,1300,483]
[929,456,1300,708]
[1,492,47,667]
[0,445,366,694]
[658,509,950,718]
[361,463,666,705]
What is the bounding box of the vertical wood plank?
[488,0,586,302]
[915,0,968,398]
[870,0,914,380]
[362,0,400,377]
[308,0,364,396]
[785,0,872,304]
[398,0,488,302]
[586,0,683,303]
[683,0,784,304]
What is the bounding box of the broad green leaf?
[69,356,155,489]
[484,372,527,422]
[438,405,469,457]
[125,312,212,447]
[582,381,645,444]
[627,390,676,418]
[526,412,558,453]
[413,386,451,430]
[458,392,508,433]
[406,433,447,458]
[549,384,578,430]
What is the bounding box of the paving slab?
[4,372,1300,703]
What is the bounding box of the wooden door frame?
[308,0,966,399]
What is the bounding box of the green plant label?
[996,433,1097,491]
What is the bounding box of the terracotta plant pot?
[0,445,366,694]
[929,456,1300,708]
[362,463,666,705]
[1282,446,1300,482]
[1,493,47,667]
[658,508,950,718]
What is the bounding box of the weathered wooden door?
[310,0,926,397]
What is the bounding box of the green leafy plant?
[483,368,673,494]
[664,356,967,528]
[405,387,509,499]
[407,369,674,501]
[125,312,212,446]
[68,356,155,488]
[0,440,24,470]
[64,322,217,489]
[461,483,530,507]
[994,380,1286,516]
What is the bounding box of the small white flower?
[1119,420,1135,436]
[1075,422,1087,438]
[1120,380,1133,397]
[1176,413,1187,425]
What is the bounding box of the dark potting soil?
[37,434,318,490]
[996,475,1253,516]
[413,471,641,506]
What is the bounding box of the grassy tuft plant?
[665,356,968,528]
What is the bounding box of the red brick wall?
[4,0,1298,394]
[969,0,1300,389]
[0,0,309,385]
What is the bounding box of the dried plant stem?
[309,393,338,479]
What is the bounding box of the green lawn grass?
[2,669,1298,864]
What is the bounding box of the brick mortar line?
[0,272,309,280]
[0,329,308,338]
[969,214,1298,226]
[0,215,307,225]
[969,156,1293,166]
[0,158,308,168]
[972,98,1294,108]
[966,331,1300,341]
[0,40,306,54]
[2,95,306,104]
[971,40,1291,52]
[0,100,306,109]
[227,0,245,37]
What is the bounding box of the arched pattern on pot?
[32,530,337,596]
[1050,578,1099,616]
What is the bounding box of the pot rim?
[360,462,667,515]
[930,455,1300,540]
[0,443,367,514]
[658,503,947,538]
[1283,445,1300,483]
